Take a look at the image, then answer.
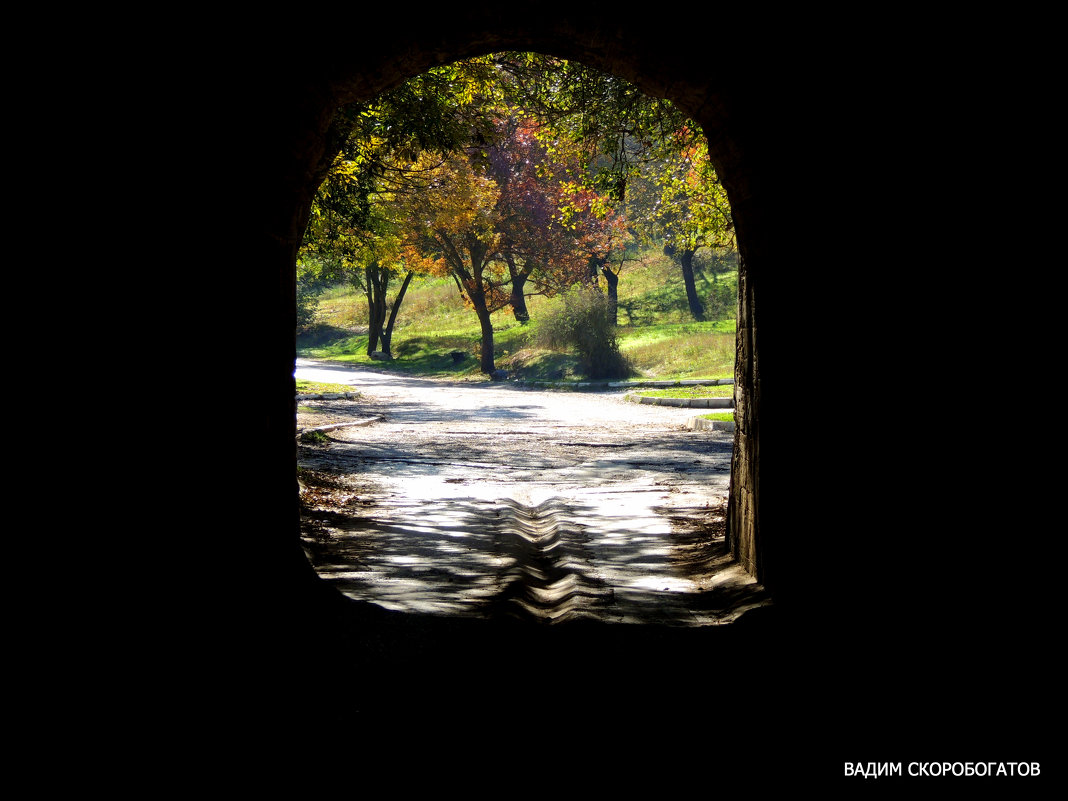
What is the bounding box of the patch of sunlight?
[395,475,504,502]
[327,571,373,581]
[630,576,693,593]
[433,543,465,553]
[637,547,673,557]
[385,555,423,565]
[394,524,446,535]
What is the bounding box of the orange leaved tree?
[486,116,627,324]
[396,118,625,375]
[395,151,508,374]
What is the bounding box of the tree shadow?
[300,490,768,627]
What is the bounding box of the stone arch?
[182,14,1052,755]
[217,13,840,675]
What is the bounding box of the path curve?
[295,358,769,626]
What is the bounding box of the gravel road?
[295,358,769,626]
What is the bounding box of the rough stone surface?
[228,9,850,632]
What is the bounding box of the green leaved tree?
[628,134,735,321]
[300,59,501,356]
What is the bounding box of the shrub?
[296,287,320,332]
[536,287,634,379]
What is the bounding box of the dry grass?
[621,328,735,378]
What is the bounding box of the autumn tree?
[491,52,724,321]
[300,60,500,356]
[485,116,626,324]
[393,151,508,373]
[302,52,728,363]
[385,113,625,374]
[491,52,691,201]
[628,134,734,321]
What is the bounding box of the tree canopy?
[299,52,734,371]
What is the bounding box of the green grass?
[619,323,734,379]
[613,249,738,326]
[296,379,358,395]
[297,247,739,381]
[636,384,734,398]
[700,412,735,422]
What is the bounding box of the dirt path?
[296,359,769,626]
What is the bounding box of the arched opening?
[205,28,809,708]
[225,20,798,672]
[293,52,761,628]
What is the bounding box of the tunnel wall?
[220,12,863,636]
[169,13,1053,760]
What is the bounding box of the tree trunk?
[466,280,495,374]
[504,253,531,323]
[380,270,414,357]
[475,303,495,374]
[364,267,381,355]
[679,248,705,321]
[601,263,619,326]
[366,264,400,356]
[458,238,496,374]
[510,275,530,323]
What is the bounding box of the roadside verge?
[620,387,736,434]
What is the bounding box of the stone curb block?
[624,392,735,409]
[514,378,734,391]
[688,417,736,433]
[299,415,384,435]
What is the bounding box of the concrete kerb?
[295,392,384,438]
[511,377,734,392]
[619,390,736,434]
[624,393,734,409]
[687,416,735,433]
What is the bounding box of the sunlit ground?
[296,364,769,626]
[301,458,769,625]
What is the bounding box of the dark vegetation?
[534,286,632,379]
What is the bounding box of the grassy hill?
[296,247,739,382]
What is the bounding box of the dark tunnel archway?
[271,41,765,563]
[224,17,831,653]
[211,10,915,675]
[177,14,1054,763]
[292,49,759,625]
